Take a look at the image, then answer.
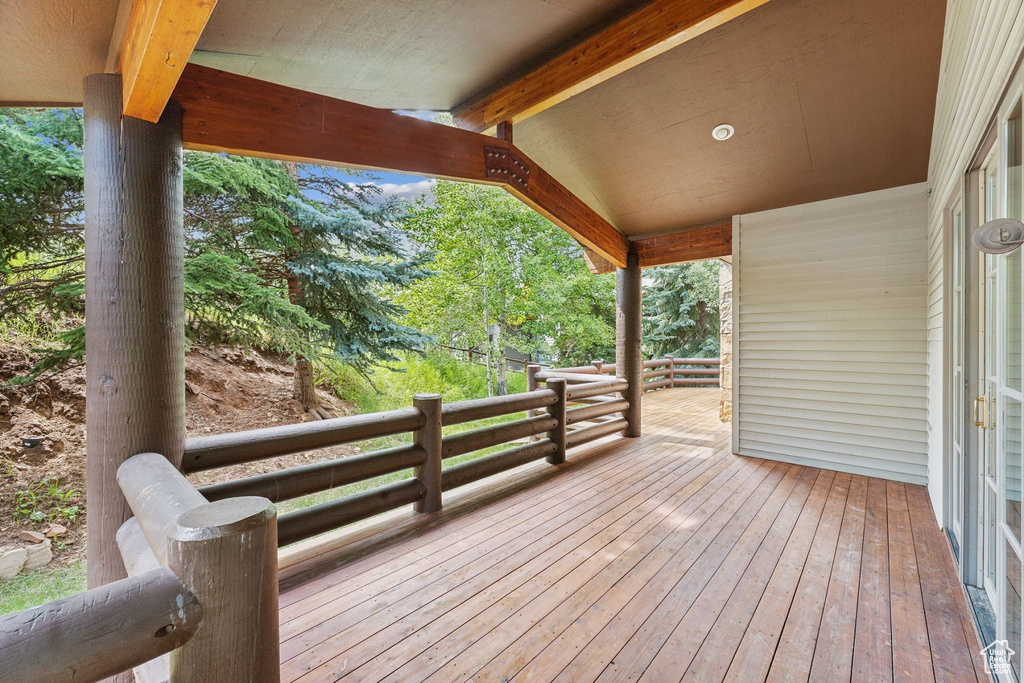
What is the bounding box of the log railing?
[0,452,278,683]
[0,355,716,683]
[530,356,720,392]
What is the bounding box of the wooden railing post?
[414,393,443,513]
[666,355,675,388]
[592,359,604,375]
[545,378,568,464]
[526,364,541,440]
[167,496,279,683]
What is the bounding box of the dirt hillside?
[0,342,355,567]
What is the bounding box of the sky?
[330,169,435,204]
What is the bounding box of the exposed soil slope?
[0,343,354,566]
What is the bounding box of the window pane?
[1007,396,1022,542]
[1006,249,1022,393]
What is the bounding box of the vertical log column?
[168,497,279,682]
[545,378,567,464]
[616,252,642,437]
[83,73,185,589]
[414,394,443,513]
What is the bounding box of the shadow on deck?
[276,389,988,682]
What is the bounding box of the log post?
[545,378,568,464]
[592,359,604,375]
[666,355,675,388]
[616,251,642,437]
[167,497,279,683]
[413,394,443,513]
[83,73,185,590]
[526,364,541,440]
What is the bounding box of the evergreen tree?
[0,109,431,410]
[643,260,721,359]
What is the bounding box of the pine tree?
[1,109,431,406]
[642,260,721,359]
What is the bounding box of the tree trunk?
[286,270,332,420]
[492,323,507,396]
[282,161,332,420]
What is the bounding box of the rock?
[23,539,52,571]
[18,530,45,543]
[44,523,68,538]
[0,548,27,580]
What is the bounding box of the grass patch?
[0,560,87,616]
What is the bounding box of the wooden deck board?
[278,389,988,682]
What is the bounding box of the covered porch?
[277,389,984,682]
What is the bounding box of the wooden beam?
[452,0,771,133]
[117,0,218,122]
[172,64,629,266]
[582,247,617,274]
[633,222,732,268]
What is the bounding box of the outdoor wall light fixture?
[21,436,42,448]
[712,124,735,141]
[973,218,1024,254]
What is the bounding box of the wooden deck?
[277,389,988,682]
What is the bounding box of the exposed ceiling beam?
[634,223,732,268]
[582,247,617,274]
[117,0,219,122]
[172,64,630,266]
[452,0,771,133]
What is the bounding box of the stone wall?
[719,261,733,423]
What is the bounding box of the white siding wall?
[926,0,1024,520]
[734,184,929,484]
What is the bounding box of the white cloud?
[377,179,435,203]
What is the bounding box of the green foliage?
[0,109,85,345]
[399,181,615,366]
[12,478,80,526]
[643,261,721,358]
[324,351,526,415]
[0,560,87,616]
[1,109,431,380]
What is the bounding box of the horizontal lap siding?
[736,184,929,484]
[925,0,1024,519]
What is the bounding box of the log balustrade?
[0,357,717,682]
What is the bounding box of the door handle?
[975,396,988,428]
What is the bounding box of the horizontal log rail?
[0,567,203,683]
[566,418,630,449]
[278,478,427,546]
[565,399,630,426]
[565,378,630,401]
[199,444,427,503]
[535,356,720,392]
[442,414,557,459]
[441,389,557,426]
[183,407,425,473]
[441,439,558,491]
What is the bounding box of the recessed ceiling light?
[712,124,735,141]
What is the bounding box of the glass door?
[978,98,1023,681]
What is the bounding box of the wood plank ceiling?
[0,0,947,256]
[513,0,946,237]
